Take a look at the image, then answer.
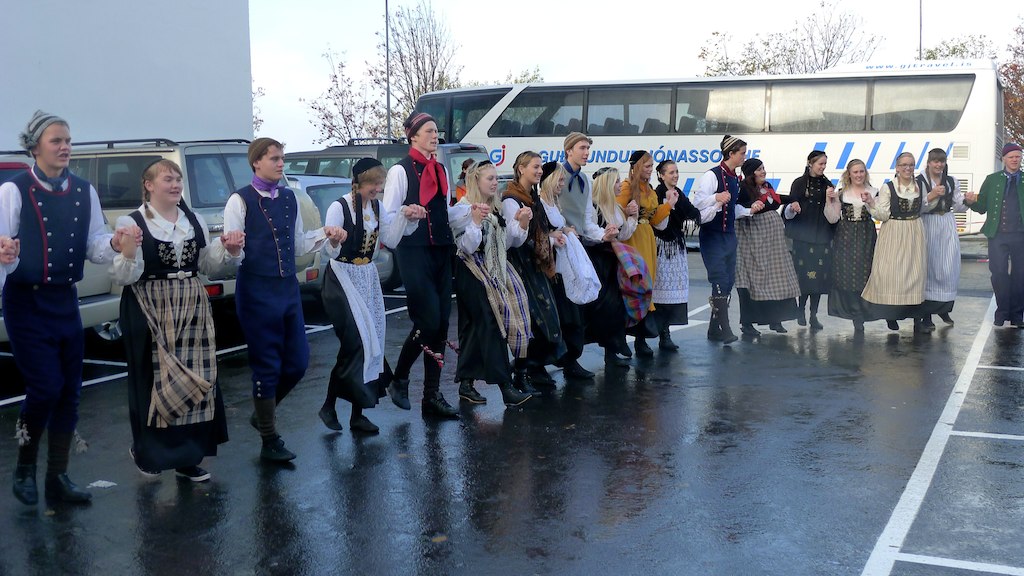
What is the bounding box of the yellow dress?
[618,180,671,307]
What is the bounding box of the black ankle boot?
[13,464,37,505]
[260,434,297,462]
[512,368,539,395]
[714,296,738,345]
[458,380,487,404]
[741,323,761,337]
[634,337,654,357]
[44,473,91,503]
[809,314,823,331]
[387,377,411,410]
[498,381,531,406]
[658,329,679,351]
[422,391,459,419]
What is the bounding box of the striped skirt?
[921,212,960,303]
[861,218,926,307]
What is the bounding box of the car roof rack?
[344,137,406,145]
[0,150,31,157]
[72,138,252,149]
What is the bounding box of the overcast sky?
[250,0,1024,151]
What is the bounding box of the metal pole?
[918,0,923,59]
[386,0,392,138]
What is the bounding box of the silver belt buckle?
[174,270,187,280]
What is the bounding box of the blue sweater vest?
[236,186,297,278]
[7,171,92,285]
[700,165,739,234]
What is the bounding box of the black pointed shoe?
[349,415,380,434]
[318,407,344,431]
[44,473,91,503]
[387,377,411,410]
[528,367,555,387]
[562,359,594,379]
[938,313,954,325]
[13,464,37,505]
[458,380,487,404]
[809,314,824,331]
[422,392,459,419]
[260,435,297,462]
[769,323,787,333]
[604,348,631,367]
[741,323,761,337]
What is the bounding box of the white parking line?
[950,430,1024,442]
[894,552,1024,575]
[861,297,997,576]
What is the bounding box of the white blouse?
[450,200,528,255]
[111,206,242,286]
[873,179,923,223]
[824,186,886,224]
[591,203,637,241]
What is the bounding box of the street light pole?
[918,0,923,59]
[385,0,392,139]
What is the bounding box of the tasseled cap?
[19,110,67,151]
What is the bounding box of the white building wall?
[1,0,253,148]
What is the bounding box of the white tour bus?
[415,59,1004,235]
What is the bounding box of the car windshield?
[305,183,353,220]
[186,152,253,208]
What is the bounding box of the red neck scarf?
[409,148,447,206]
[757,182,782,205]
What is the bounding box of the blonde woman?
[583,167,642,365]
[825,159,883,332]
[502,151,563,393]
[861,152,927,330]
[450,160,532,406]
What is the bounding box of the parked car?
[0,152,31,183]
[284,139,490,195]
[286,174,401,291]
[0,139,322,344]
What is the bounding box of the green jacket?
[968,171,1024,238]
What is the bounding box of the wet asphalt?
[1,239,1022,575]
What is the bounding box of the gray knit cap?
[19,110,68,151]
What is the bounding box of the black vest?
[398,156,453,246]
[887,182,922,220]
[916,173,957,214]
[129,205,207,280]
[334,197,379,264]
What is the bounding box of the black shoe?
[797,310,807,326]
[387,377,411,410]
[528,367,555,387]
[809,314,823,331]
[130,447,161,478]
[1014,319,1024,329]
[260,435,297,462]
[349,415,380,434]
[421,393,459,419]
[616,339,633,358]
[604,348,631,367]
[318,407,344,431]
[887,320,900,331]
[921,316,936,330]
[769,323,787,333]
[44,473,91,503]
[741,323,761,337]
[562,359,594,379]
[512,369,539,395]
[498,382,531,406]
[938,313,954,325]
[174,466,211,482]
[658,331,679,351]
[634,338,654,357]
[13,464,37,505]
[853,320,865,333]
[458,380,487,404]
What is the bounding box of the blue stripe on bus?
[836,142,855,169]
[814,142,828,154]
[916,142,931,169]
[890,142,908,170]
[768,178,781,190]
[682,178,695,194]
[867,142,881,170]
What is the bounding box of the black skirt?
[737,288,799,325]
[582,244,628,346]
[322,267,390,408]
[828,217,877,321]
[454,260,513,385]
[791,239,832,295]
[507,247,565,365]
[121,290,228,473]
